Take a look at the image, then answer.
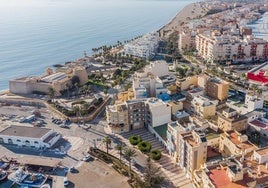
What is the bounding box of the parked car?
[82,154,93,162]
[63,177,69,186]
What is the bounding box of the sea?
[0,0,197,91]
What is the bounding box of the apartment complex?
[124,32,159,59]
[106,98,171,133]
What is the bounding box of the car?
[63,177,69,186]
[59,124,70,129]
[69,167,76,173]
[131,159,136,166]
[82,154,93,162]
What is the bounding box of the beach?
[159,2,206,37]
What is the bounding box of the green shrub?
[137,141,151,153]
[129,135,142,145]
[150,149,162,160]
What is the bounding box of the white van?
[63,177,69,187]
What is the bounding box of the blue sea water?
[0,0,197,90]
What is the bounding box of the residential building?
[218,108,248,131]
[191,95,216,118]
[177,130,207,178]
[106,103,129,133]
[248,118,268,138]
[253,147,268,164]
[193,158,246,188]
[144,60,169,77]
[206,78,229,101]
[245,92,264,112]
[0,125,61,149]
[176,75,198,91]
[219,131,256,157]
[178,30,196,52]
[145,98,171,127]
[126,100,146,130]
[124,32,159,59]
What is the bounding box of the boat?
[8,168,47,188]
[0,169,7,181]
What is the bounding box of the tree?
[141,157,166,188]
[48,87,55,102]
[103,136,112,154]
[124,148,137,178]
[71,75,80,86]
[73,105,80,123]
[115,143,125,161]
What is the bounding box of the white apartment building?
[145,98,171,127]
[0,125,61,149]
[124,32,159,59]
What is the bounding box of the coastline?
[159,2,206,37]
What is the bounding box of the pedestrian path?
[120,128,193,188]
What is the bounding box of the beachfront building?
[9,66,88,96]
[195,31,268,63]
[178,30,196,52]
[0,125,61,149]
[123,32,159,59]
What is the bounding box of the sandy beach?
[159,2,207,37]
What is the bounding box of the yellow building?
[9,66,88,96]
[168,101,183,114]
[106,103,129,133]
[191,95,216,119]
[206,78,229,101]
[219,130,257,157]
[218,108,248,132]
[178,130,207,178]
[176,75,198,91]
[117,89,134,103]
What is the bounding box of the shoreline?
[159,2,206,37]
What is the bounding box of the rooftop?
[255,147,268,156]
[0,125,51,138]
[227,131,255,150]
[249,119,268,130]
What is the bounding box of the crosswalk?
[120,128,193,188]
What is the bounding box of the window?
[8,139,13,144]
[34,141,39,144]
[0,138,3,143]
[17,139,21,142]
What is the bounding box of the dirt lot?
[67,160,131,188]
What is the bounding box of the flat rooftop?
[0,125,51,138]
[250,119,268,130]
[255,147,268,156]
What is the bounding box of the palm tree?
[48,87,55,102]
[73,105,80,123]
[124,148,137,178]
[103,136,112,154]
[115,143,125,161]
[142,157,165,188]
